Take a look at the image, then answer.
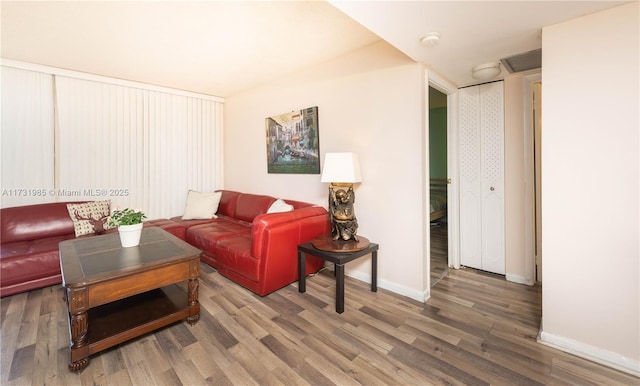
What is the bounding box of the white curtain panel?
[146,91,222,218]
[55,76,221,219]
[1,66,55,207]
[55,76,147,212]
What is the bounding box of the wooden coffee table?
[59,227,201,373]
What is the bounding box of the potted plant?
[108,208,147,247]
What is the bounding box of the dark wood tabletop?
[60,227,201,287]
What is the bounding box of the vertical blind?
[1,67,55,207]
[1,64,223,219]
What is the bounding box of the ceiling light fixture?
[420,32,440,48]
[471,62,501,81]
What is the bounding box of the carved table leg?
[68,311,89,373]
[66,286,90,373]
[187,276,200,325]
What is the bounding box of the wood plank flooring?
[430,222,449,286]
[2,263,638,385]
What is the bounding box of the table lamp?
[321,152,363,243]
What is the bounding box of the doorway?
[533,81,542,282]
[429,86,449,286]
[524,74,542,285]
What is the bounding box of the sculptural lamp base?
[320,152,364,244]
[327,182,361,243]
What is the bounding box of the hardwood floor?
[2,263,637,385]
[430,222,449,286]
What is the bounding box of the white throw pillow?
[182,190,222,220]
[267,198,294,214]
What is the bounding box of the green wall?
[429,106,447,179]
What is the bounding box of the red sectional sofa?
[0,190,330,297]
[1,201,83,297]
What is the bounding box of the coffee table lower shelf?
[67,284,195,370]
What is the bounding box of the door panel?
[460,191,482,268]
[480,82,505,273]
[482,194,505,274]
[459,82,505,274]
[459,86,482,269]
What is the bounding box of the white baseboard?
[538,330,640,377]
[506,273,534,285]
[377,276,429,302]
[328,266,428,303]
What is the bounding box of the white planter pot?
[118,223,143,248]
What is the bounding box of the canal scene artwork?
[266,106,320,174]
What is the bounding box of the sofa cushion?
[1,234,75,287]
[182,190,222,220]
[185,219,251,254]
[217,190,241,217]
[1,202,84,244]
[234,194,277,223]
[66,200,114,236]
[214,234,258,281]
[169,216,217,228]
[144,219,188,240]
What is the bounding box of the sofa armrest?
[251,206,330,258]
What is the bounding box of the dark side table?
[298,235,379,313]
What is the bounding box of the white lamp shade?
[321,152,362,183]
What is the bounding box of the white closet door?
[459,86,483,270]
[479,82,505,274]
[459,82,505,274]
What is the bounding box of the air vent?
[500,49,542,73]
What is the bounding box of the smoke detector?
[420,32,440,48]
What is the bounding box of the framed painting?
[266,106,320,174]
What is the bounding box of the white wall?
[540,2,639,374]
[225,41,430,301]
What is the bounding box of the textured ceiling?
[1,1,632,97]
[330,0,631,87]
[1,1,380,97]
